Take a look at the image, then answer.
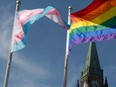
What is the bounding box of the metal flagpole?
[63,6,72,87]
[3,0,21,87]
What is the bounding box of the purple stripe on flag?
[69,33,116,50]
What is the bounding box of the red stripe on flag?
[71,0,106,17]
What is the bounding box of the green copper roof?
[82,42,102,77]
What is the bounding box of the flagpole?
[63,6,72,87]
[3,0,21,87]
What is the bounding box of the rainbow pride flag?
[11,6,68,52]
[69,0,116,50]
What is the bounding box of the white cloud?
[0,4,14,58]
[12,53,51,79]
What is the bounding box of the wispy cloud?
[12,53,52,79]
[0,5,13,59]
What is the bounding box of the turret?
[76,80,80,87]
[104,77,108,87]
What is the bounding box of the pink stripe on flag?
[13,30,24,44]
[46,8,60,16]
[18,9,44,26]
[45,9,68,29]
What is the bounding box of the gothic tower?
[79,42,108,87]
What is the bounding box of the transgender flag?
[11,6,68,52]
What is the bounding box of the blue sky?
[0,0,116,87]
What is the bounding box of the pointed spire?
[104,77,108,87]
[82,42,102,77]
[76,80,79,87]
